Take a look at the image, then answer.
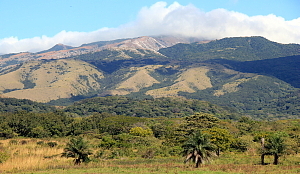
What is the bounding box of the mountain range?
[0,35,300,120]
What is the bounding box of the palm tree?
[182,131,216,168]
[61,136,93,165]
[260,133,287,165]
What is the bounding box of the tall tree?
[181,112,220,135]
[182,131,216,168]
[205,127,233,156]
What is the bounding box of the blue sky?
[0,0,299,54]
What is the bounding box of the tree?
[260,133,287,165]
[182,131,216,168]
[129,127,153,137]
[205,127,233,156]
[61,137,93,165]
[182,113,220,135]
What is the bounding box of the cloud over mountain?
[1,1,299,54]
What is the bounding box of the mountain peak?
[49,44,74,52]
[37,44,74,54]
[101,35,195,51]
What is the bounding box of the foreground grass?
[10,158,300,174]
[6,156,300,174]
[1,138,300,174]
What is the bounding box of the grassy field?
[1,138,300,174]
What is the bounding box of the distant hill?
[0,36,194,69]
[38,44,74,53]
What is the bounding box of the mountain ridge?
[0,35,196,69]
[0,35,300,119]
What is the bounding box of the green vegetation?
[180,75,300,120]
[63,96,236,119]
[182,131,216,167]
[0,110,299,173]
[0,105,299,173]
[61,137,93,165]
[0,98,56,113]
[260,133,288,165]
[159,36,300,61]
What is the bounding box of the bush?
[0,147,10,163]
[20,140,28,145]
[141,148,156,159]
[47,142,58,148]
[98,136,117,150]
[129,127,153,137]
[36,141,44,145]
[9,140,18,145]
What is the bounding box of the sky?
[0,0,299,54]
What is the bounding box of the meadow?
[1,138,300,174]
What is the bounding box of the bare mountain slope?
[0,59,103,102]
[146,67,212,98]
[0,36,195,69]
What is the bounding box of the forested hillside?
[0,98,56,113]
[209,55,300,88]
[159,36,300,61]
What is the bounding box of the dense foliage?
[0,98,56,113]
[208,55,300,88]
[63,96,236,119]
[180,75,300,120]
[0,110,299,166]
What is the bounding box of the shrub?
[47,142,58,148]
[9,140,18,145]
[0,147,10,163]
[141,148,156,159]
[36,141,44,145]
[98,136,117,150]
[129,127,153,137]
[20,140,28,145]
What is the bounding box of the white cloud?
[1,1,300,54]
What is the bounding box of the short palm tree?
[182,131,216,168]
[61,136,93,165]
[261,134,286,165]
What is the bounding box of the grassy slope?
[0,59,103,102]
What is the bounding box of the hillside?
[0,36,300,120]
[0,59,103,102]
[159,36,300,61]
[0,36,193,69]
[207,55,300,88]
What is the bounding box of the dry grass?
[0,138,73,173]
[1,138,300,174]
[146,67,212,98]
[0,59,103,102]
